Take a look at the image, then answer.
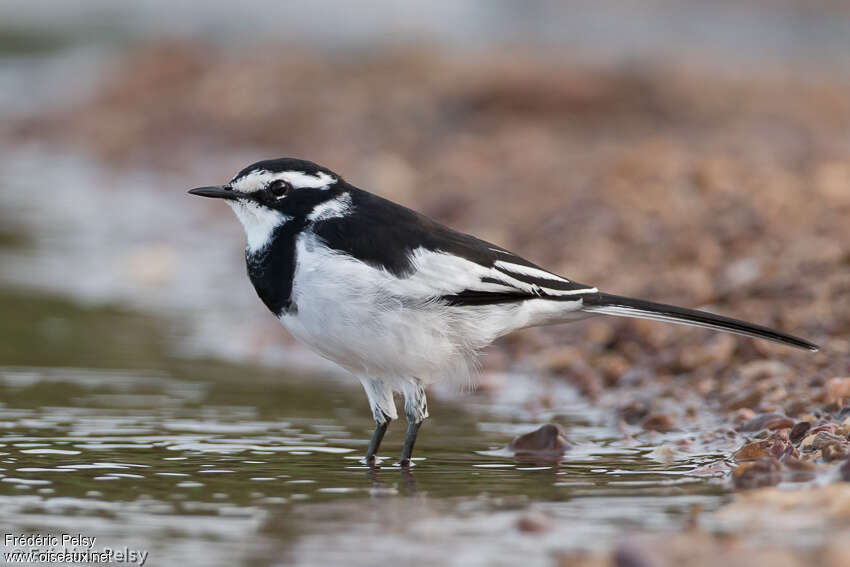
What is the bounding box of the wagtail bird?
[189,158,818,466]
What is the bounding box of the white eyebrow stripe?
[493,260,572,283]
[279,171,337,189]
[230,170,338,193]
[308,192,353,221]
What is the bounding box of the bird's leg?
[399,420,422,467]
[359,379,396,465]
[399,379,429,467]
[364,413,390,464]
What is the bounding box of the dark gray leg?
[399,379,428,467]
[364,415,389,465]
[359,379,396,465]
[399,420,422,467]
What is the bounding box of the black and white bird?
[189,157,818,466]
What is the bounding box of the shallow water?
[0,291,731,566]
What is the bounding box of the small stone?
[641,414,675,433]
[733,457,783,489]
[800,431,849,462]
[790,421,811,444]
[810,423,840,437]
[735,440,770,461]
[734,433,795,461]
[613,542,655,567]
[508,424,570,458]
[800,433,818,450]
[824,444,849,462]
[619,400,650,425]
[516,511,551,533]
[810,431,845,450]
[738,413,794,432]
[648,445,678,465]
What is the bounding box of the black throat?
[245,218,306,317]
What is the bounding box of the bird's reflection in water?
[366,464,418,496]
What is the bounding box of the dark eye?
[268,179,291,197]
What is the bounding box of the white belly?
[280,233,584,388]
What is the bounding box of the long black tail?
[581,292,818,352]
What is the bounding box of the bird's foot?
[395,457,423,468]
[360,454,387,467]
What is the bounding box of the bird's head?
[189,157,348,253]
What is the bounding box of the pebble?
[508,424,570,458]
[738,413,794,432]
[612,543,655,567]
[733,457,783,489]
[734,433,795,461]
[806,431,848,462]
[789,421,811,444]
[619,400,650,425]
[648,445,678,465]
[641,414,675,433]
[516,511,551,533]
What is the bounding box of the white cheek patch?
[228,201,291,254]
[279,170,337,189]
[308,192,353,221]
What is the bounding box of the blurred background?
[1,2,849,566]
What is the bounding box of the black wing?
[311,186,597,305]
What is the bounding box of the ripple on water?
[0,363,731,566]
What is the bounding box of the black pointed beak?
[188,186,237,200]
